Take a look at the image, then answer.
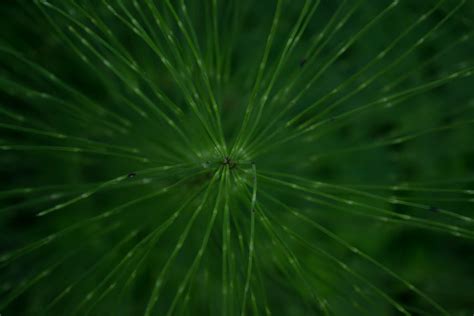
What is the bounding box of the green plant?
[1,0,473,315]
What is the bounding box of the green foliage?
[1,0,474,315]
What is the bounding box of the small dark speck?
[128,173,136,179]
[299,58,307,67]
[429,206,440,212]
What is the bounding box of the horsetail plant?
[1,0,474,315]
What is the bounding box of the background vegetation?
[1,0,473,315]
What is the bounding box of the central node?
[222,156,237,169]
